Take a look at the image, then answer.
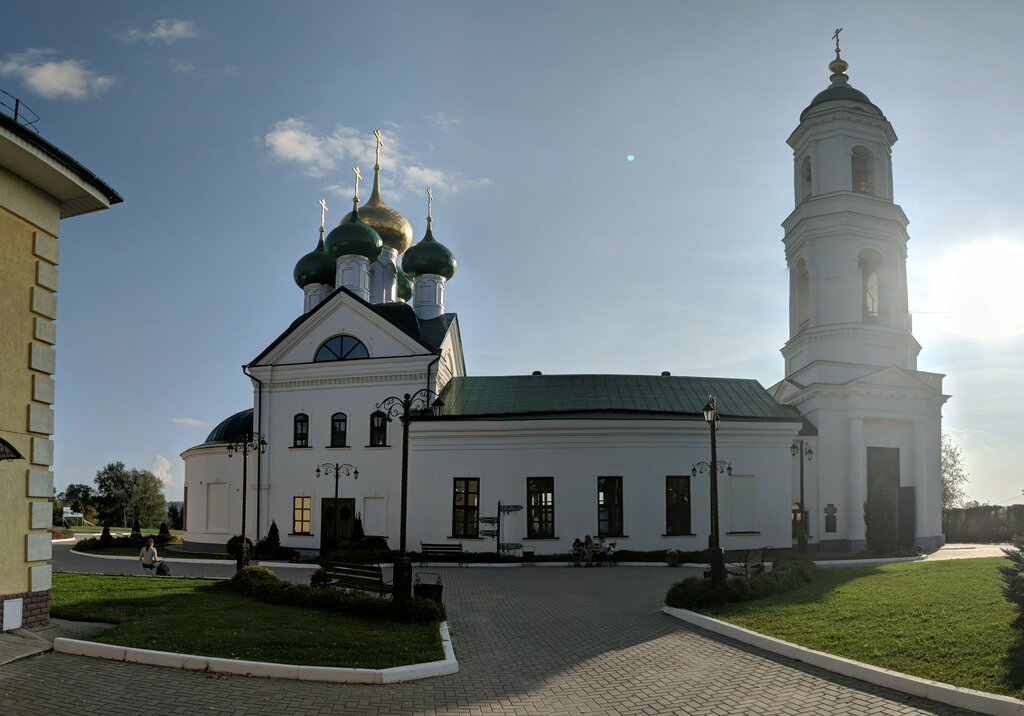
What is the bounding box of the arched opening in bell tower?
[858,249,883,322]
[800,156,812,200]
[851,146,875,195]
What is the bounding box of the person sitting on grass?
[138,536,163,576]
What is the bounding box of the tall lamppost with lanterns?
[315,462,358,552]
[375,389,444,603]
[226,432,267,572]
[791,439,813,554]
[691,395,730,586]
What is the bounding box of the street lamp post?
[315,462,358,552]
[376,390,445,604]
[791,439,813,555]
[691,395,730,586]
[227,432,267,572]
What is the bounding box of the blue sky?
[3,1,1022,505]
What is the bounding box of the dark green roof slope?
[438,375,801,421]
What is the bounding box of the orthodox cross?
[426,186,433,225]
[352,166,362,203]
[832,27,843,54]
[374,129,384,168]
[318,199,328,231]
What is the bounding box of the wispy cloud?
[425,112,462,132]
[171,417,207,428]
[124,19,198,44]
[151,455,175,487]
[0,48,114,100]
[263,118,492,199]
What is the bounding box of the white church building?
[182,46,948,557]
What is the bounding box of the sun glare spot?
[926,238,1024,342]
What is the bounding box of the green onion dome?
[325,206,383,261]
[341,167,413,254]
[293,231,336,288]
[402,223,457,280]
[396,265,413,302]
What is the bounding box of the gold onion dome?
[325,205,383,261]
[293,230,336,288]
[396,265,413,302]
[341,166,413,254]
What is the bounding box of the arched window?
[851,146,875,195]
[858,250,883,322]
[795,258,810,329]
[293,413,309,448]
[330,412,347,448]
[314,335,369,362]
[800,156,812,200]
[369,410,388,447]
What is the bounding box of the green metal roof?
[437,375,801,421]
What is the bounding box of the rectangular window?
[597,476,623,537]
[293,496,312,535]
[452,478,480,537]
[527,477,555,539]
[666,476,691,536]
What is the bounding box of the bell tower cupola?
[782,33,918,379]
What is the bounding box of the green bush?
[228,566,444,624]
[664,557,818,610]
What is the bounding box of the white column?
[848,417,866,546]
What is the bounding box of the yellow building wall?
[0,167,59,599]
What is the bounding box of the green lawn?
[702,557,1024,698]
[51,573,443,668]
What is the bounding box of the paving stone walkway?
[0,566,977,715]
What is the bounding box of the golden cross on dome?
[832,27,843,54]
[374,129,384,168]
[318,199,328,231]
[353,166,362,203]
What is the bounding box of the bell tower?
[782,40,918,380]
[774,35,948,554]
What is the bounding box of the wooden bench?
[420,542,465,565]
[727,546,771,577]
[322,562,393,598]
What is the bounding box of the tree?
[941,433,970,510]
[94,462,167,528]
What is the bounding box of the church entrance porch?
[320,498,356,554]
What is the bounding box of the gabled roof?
[249,282,456,366]
[437,375,802,422]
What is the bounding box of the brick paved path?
[0,567,976,715]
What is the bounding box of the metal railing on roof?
[0,88,40,133]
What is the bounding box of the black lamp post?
[315,462,358,552]
[227,432,267,572]
[691,395,729,586]
[791,439,813,555]
[375,390,445,603]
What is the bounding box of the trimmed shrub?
[226,535,254,559]
[664,557,818,610]
[228,566,444,624]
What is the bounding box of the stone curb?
[663,607,1024,716]
[53,621,458,684]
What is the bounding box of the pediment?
[253,290,434,367]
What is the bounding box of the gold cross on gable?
[426,186,433,220]
[318,199,328,231]
[374,129,384,167]
[353,166,362,202]
[832,27,842,53]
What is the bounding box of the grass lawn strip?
[703,558,1023,699]
[51,573,442,669]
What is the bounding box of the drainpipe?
[243,364,263,538]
